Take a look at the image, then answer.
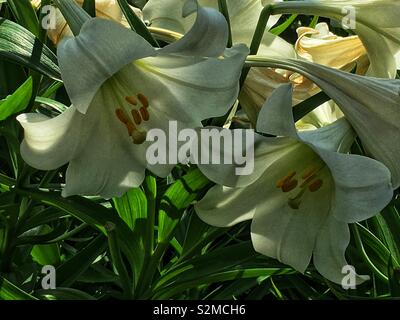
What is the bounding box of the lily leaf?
[6,0,40,37]
[0,18,61,80]
[388,256,400,297]
[158,169,211,244]
[56,235,107,287]
[0,77,32,120]
[0,277,37,300]
[117,0,158,47]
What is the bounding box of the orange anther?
[281,179,298,193]
[131,109,142,125]
[140,107,150,121]
[302,166,319,180]
[126,122,135,136]
[276,171,296,188]
[137,93,149,108]
[308,179,323,192]
[115,108,129,124]
[125,96,138,106]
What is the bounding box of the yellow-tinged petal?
[39,0,140,45]
[295,22,367,70]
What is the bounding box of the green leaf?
[116,0,159,47]
[31,225,61,266]
[158,169,211,243]
[153,243,294,299]
[0,277,37,300]
[0,76,32,120]
[35,96,68,113]
[369,213,400,266]
[270,14,298,36]
[36,288,96,300]
[0,18,61,80]
[6,0,40,37]
[56,234,107,287]
[155,242,258,290]
[388,256,400,297]
[0,60,26,98]
[113,187,147,231]
[15,188,142,287]
[180,213,225,260]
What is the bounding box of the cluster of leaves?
[0,0,400,300]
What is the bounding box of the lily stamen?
[276,171,297,188]
[140,107,150,121]
[131,109,142,125]
[282,179,298,193]
[138,93,149,108]
[288,188,307,210]
[125,96,138,106]
[309,179,323,192]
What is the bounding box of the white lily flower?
[195,84,393,283]
[267,0,400,78]
[296,22,367,71]
[241,22,366,125]
[17,1,249,198]
[142,0,293,57]
[250,56,400,188]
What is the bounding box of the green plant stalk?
[106,222,133,299]
[218,0,232,48]
[240,5,272,87]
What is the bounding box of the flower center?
[276,164,325,210]
[115,93,150,145]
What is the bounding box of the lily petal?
[313,216,366,285]
[17,106,82,171]
[249,57,400,188]
[195,127,298,187]
[62,90,148,198]
[295,22,366,70]
[316,148,393,223]
[160,0,229,57]
[268,0,400,78]
[195,184,260,227]
[260,83,393,222]
[250,144,332,273]
[58,18,156,114]
[130,44,249,123]
[256,83,298,138]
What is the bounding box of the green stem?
[218,0,232,48]
[240,5,272,87]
